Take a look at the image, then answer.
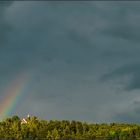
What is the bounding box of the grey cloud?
[113,101,140,123]
[101,62,140,91]
[102,24,140,42]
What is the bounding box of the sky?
[1,1,140,123]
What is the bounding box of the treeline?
[0,116,140,140]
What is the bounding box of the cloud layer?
[1,1,140,122]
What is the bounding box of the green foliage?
[0,116,140,139]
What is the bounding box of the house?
[21,114,30,124]
[21,118,27,124]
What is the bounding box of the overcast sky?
[1,1,140,123]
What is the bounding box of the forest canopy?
[0,115,140,140]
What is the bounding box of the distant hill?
[0,115,139,140]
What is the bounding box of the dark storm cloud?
[96,2,140,42]
[0,1,14,47]
[0,1,18,89]
[1,1,102,121]
[97,3,140,91]
[101,62,140,91]
[2,1,140,122]
[5,1,100,73]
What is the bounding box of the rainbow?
[0,71,31,119]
